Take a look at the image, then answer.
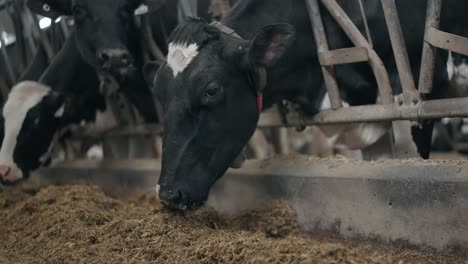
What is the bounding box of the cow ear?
[246,24,296,67]
[27,0,72,19]
[143,60,163,86]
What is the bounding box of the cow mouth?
[100,64,135,77]
[161,198,206,212]
[0,168,26,186]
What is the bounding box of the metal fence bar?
[30,13,55,62]
[59,18,69,38]
[418,0,442,95]
[178,0,196,18]
[258,96,468,127]
[318,47,369,66]
[68,96,468,140]
[380,0,420,105]
[426,27,468,56]
[305,0,342,109]
[320,0,393,105]
[0,29,16,86]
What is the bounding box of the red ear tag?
[256,92,263,114]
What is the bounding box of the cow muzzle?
[97,49,133,71]
[158,186,205,212]
[0,164,23,184]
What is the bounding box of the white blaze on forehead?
[167,42,199,77]
[0,81,51,177]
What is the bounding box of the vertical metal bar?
[59,18,69,38]
[306,0,343,109]
[142,14,165,61]
[358,0,373,48]
[418,0,442,94]
[0,29,17,85]
[320,0,394,105]
[381,0,420,105]
[30,13,55,62]
[178,0,194,18]
[22,9,38,57]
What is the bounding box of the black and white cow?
[0,32,104,183]
[147,0,465,211]
[0,0,166,183]
[26,0,177,123]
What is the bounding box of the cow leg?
[270,128,290,155]
[128,135,156,158]
[392,121,419,158]
[103,136,130,159]
[361,129,395,161]
[409,50,449,159]
[411,120,435,159]
[247,130,273,159]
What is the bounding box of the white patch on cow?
[448,51,468,87]
[338,123,388,150]
[54,104,65,118]
[447,51,455,80]
[86,145,103,160]
[318,93,388,151]
[320,93,350,110]
[167,42,199,77]
[0,81,51,180]
[454,62,468,86]
[155,184,161,198]
[134,4,148,16]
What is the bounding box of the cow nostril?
[102,53,110,62]
[0,166,11,180]
[97,51,110,65]
[159,188,181,203]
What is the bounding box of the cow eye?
[205,83,220,98]
[201,82,224,107]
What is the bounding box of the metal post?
[418,0,442,95]
[59,18,70,38]
[30,13,55,62]
[141,14,165,61]
[320,0,394,105]
[381,0,420,105]
[305,0,343,109]
[0,27,17,86]
[178,0,196,19]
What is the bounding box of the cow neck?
[210,21,266,114]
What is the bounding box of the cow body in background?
[148,0,466,211]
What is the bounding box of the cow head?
[27,0,145,75]
[148,18,295,211]
[0,81,105,184]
